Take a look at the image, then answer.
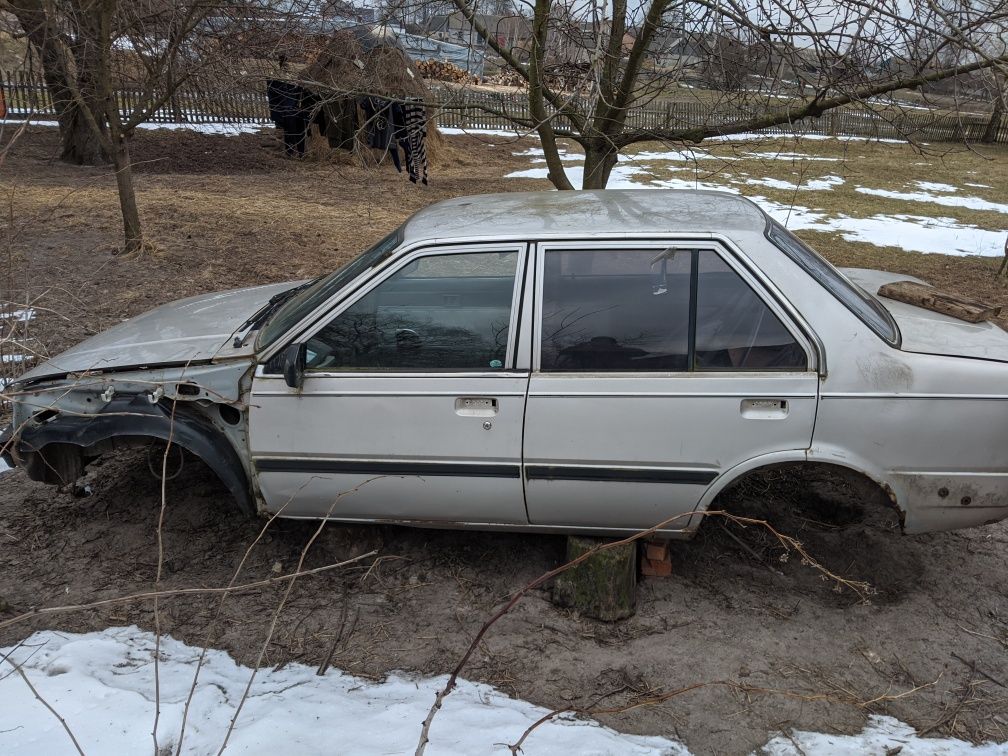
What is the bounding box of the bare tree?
[426,0,1008,189]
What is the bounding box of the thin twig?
[2,648,85,756]
[0,554,377,634]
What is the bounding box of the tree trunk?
[582,143,618,189]
[552,536,637,621]
[982,86,1004,144]
[61,104,108,164]
[111,136,143,253]
[9,2,109,164]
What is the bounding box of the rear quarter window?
[766,221,900,347]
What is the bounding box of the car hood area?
[843,268,1008,363]
[18,281,298,382]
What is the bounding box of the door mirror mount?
[282,342,307,389]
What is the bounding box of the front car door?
[523,240,820,534]
[248,242,531,524]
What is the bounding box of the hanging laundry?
[402,100,429,186]
[358,96,430,185]
[266,80,322,158]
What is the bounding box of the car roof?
[402,189,769,242]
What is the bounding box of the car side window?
[540,247,806,372]
[695,251,807,370]
[306,250,519,371]
[541,249,692,371]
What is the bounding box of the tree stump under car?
[551,536,637,621]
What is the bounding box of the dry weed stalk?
[0,555,377,634]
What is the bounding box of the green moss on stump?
[551,536,637,621]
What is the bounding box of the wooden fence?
[3,69,1005,144]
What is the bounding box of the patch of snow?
[0,627,685,756]
[8,118,267,136]
[506,164,661,189]
[800,133,912,144]
[915,181,957,193]
[742,175,844,191]
[759,199,1007,256]
[762,714,1006,755]
[855,186,1008,215]
[652,176,742,193]
[965,182,993,189]
[1,354,26,363]
[440,127,534,138]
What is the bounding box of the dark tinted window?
[306,251,518,371]
[695,251,806,370]
[540,247,808,373]
[767,221,899,346]
[541,249,691,371]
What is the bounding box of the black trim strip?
[254,459,521,478]
[525,465,717,485]
[687,248,699,370]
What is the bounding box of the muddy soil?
[2,126,1008,754]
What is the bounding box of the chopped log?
[877,280,1002,323]
[552,536,636,621]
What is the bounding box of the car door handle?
[740,399,789,419]
[455,397,499,416]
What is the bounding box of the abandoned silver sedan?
[5,190,1008,536]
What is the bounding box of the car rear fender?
[690,447,904,529]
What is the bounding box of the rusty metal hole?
[960,496,972,506]
[937,487,949,498]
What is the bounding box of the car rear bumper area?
[895,472,1008,533]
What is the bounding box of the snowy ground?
[0,628,682,755]
[506,145,1008,257]
[1,628,1005,755]
[3,117,267,136]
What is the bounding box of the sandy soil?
[2,125,1008,754]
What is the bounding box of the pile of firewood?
[416,60,478,84]
[482,70,526,87]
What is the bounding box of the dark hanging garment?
[363,97,403,169]
[266,80,299,126]
[265,80,314,157]
[362,97,395,150]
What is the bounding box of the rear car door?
[523,241,819,533]
[249,243,531,524]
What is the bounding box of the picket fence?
[2,69,1004,144]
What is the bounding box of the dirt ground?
[2,125,1008,754]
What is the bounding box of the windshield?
[258,227,404,348]
[766,220,900,347]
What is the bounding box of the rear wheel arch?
[694,451,904,530]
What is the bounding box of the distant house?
[425,12,531,57]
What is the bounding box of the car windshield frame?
[765,219,901,348]
[257,227,404,349]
